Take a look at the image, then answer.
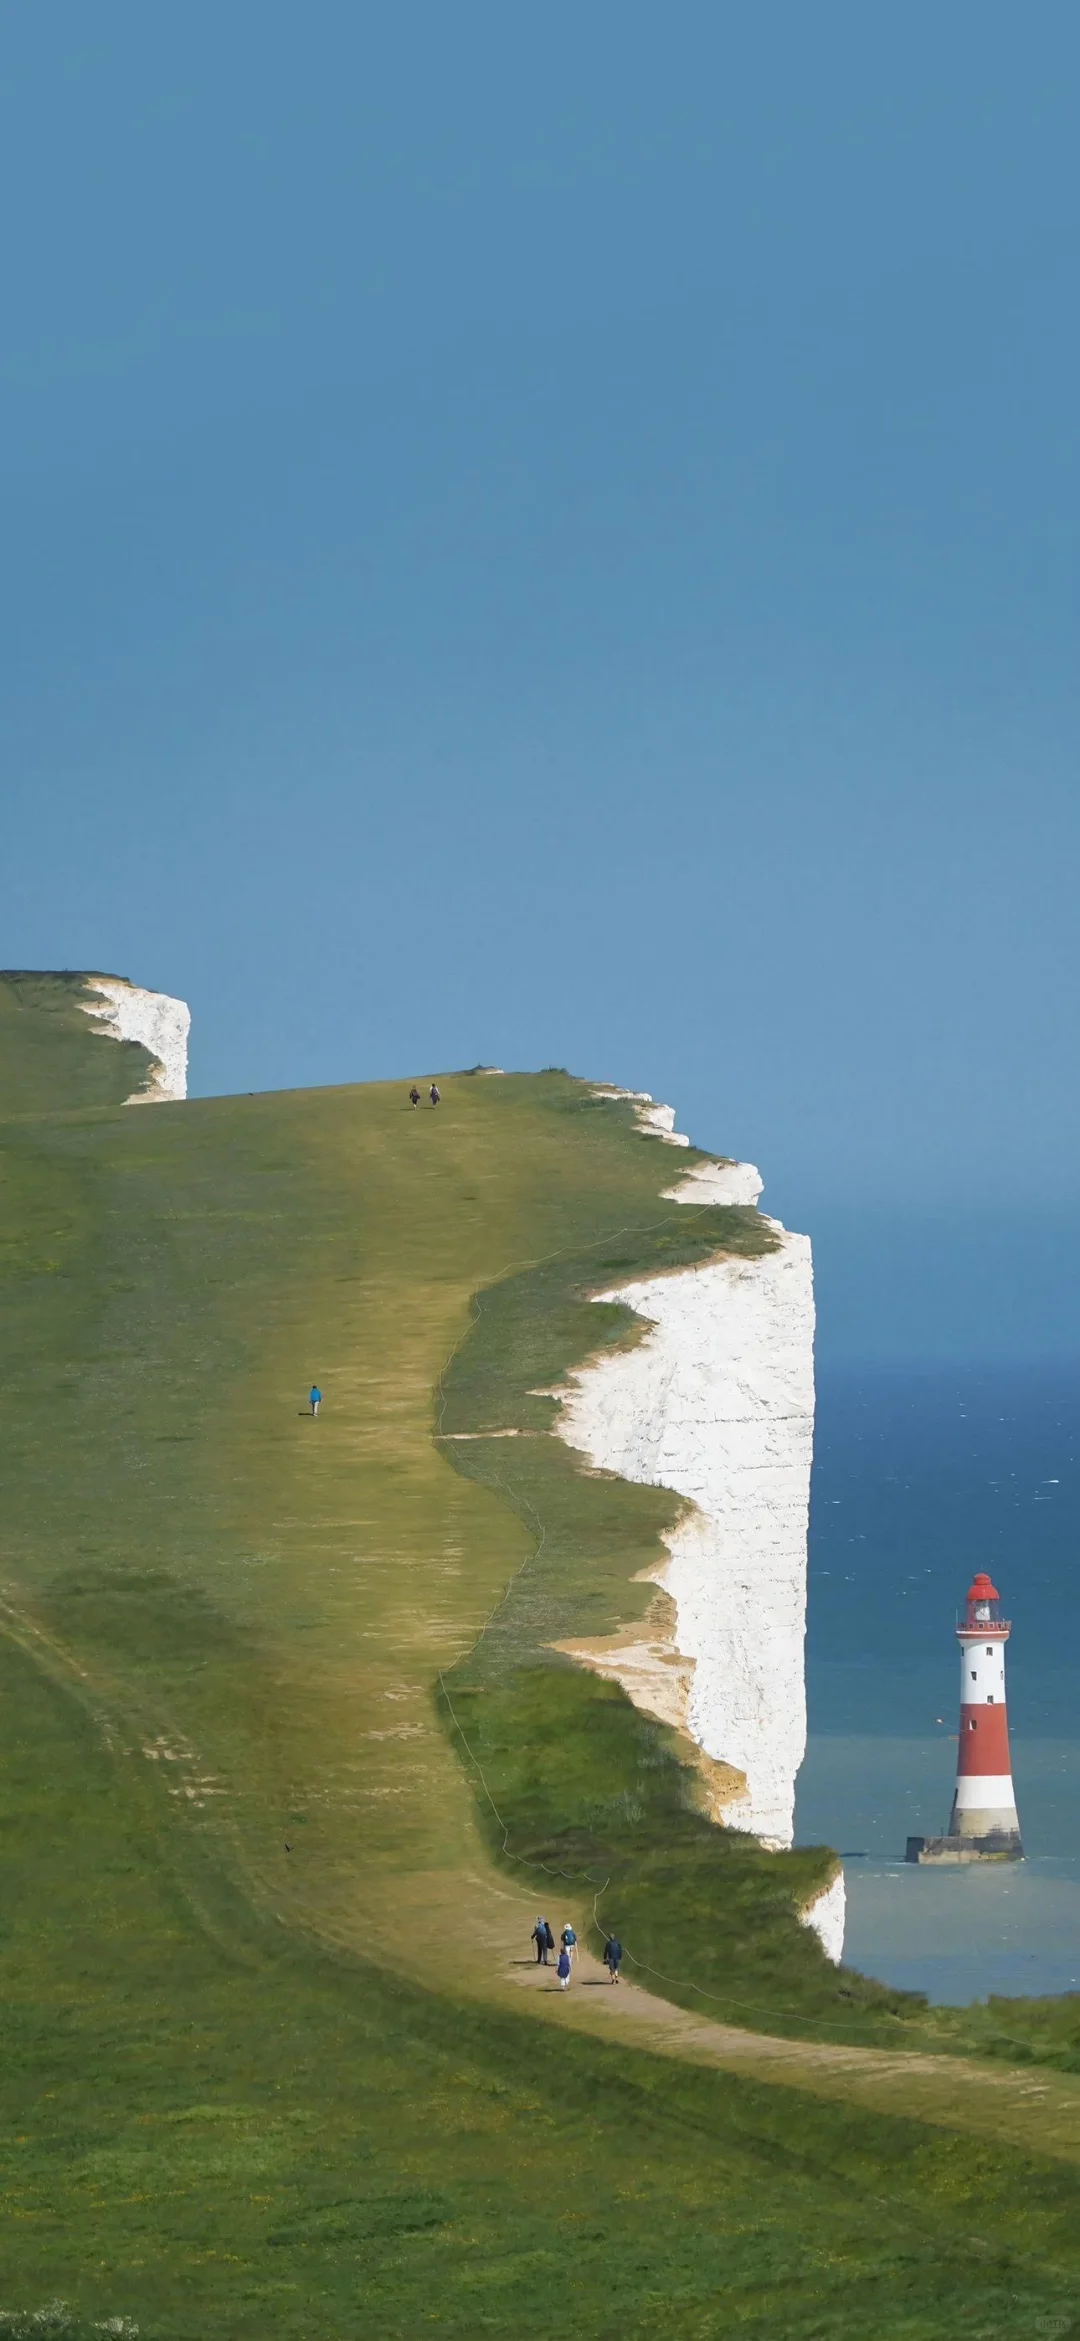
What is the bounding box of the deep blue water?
[794,1364,1080,2002]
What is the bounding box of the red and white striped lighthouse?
[947,1571,1022,1855]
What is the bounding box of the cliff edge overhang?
[81,977,191,1102]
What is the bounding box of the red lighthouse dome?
[962,1573,1009,1633]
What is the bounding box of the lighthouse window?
[986,1646,993,1656]
[970,1669,977,1680]
[987,1694,994,1703]
[968,1717,977,1731]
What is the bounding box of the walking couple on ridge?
[409,1083,440,1108]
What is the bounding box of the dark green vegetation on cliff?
[2,971,1080,2338]
[0,969,154,1115]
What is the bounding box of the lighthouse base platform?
[905,1832,1023,1865]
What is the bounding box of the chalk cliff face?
[557,1089,842,1959]
[82,978,190,1102]
[590,1085,692,1147]
[800,1870,846,1964]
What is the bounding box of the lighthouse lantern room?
[906,1571,1023,1865]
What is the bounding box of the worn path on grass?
[3,1015,1078,2179]
[334,1859,1080,2169]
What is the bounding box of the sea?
[795,1364,1080,2005]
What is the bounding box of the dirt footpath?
[505,1922,1080,2166]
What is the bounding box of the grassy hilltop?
[3,971,1080,2340]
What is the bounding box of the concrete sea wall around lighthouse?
[554,1089,844,1961]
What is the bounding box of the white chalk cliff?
[799,1869,846,1965]
[82,978,190,1102]
[556,1088,844,1961]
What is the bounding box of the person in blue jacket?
[309,1385,322,1417]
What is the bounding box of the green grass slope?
[11,1624,1080,2341]
[1,974,1080,2336]
[0,970,157,1115]
[6,1623,1080,2341]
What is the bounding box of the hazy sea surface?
[795,1364,1080,2003]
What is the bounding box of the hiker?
[409,1085,420,1108]
[560,1923,577,1968]
[429,1082,441,1106]
[309,1385,321,1417]
[532,1918,550,1966]
[603,1936,623,1984]
[556,1945,572,1991]
[543,1918,555,1959]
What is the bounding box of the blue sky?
[4,5,1079,1358]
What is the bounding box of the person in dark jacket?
[409,1086,420,1108]
[603,1936,623,1983]
[543,1919,555,1958]
[429,1082,441,1106]
[532,1918,551,1966]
